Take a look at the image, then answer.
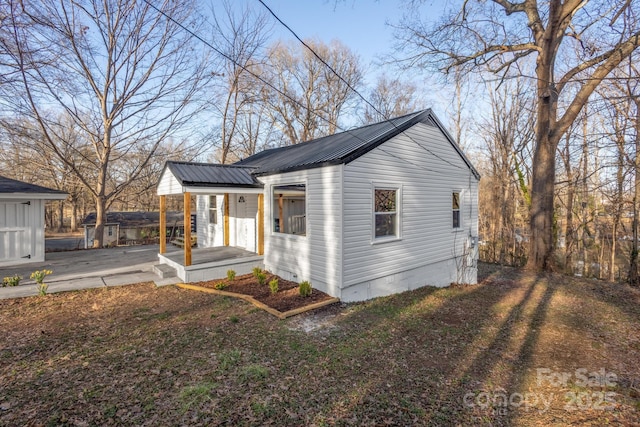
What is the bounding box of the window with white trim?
[374,188,398,238]
[452,192,461,229]
[209,195,217,224]
[273,184,306,235]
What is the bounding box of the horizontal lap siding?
[261,165,342,298]
[343,123,478,288]
[157,170,182,195]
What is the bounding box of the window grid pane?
[375,189,396,213]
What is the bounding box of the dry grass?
[1,263,639,426]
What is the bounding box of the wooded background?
[1,0,639,282]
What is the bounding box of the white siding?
[0,199,45,265]
[196,193,258,252]
[261,165,342,297]
[157,169,182,195]
[342,122,479,299]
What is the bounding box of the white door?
[0,201,32,262]
[236,196,248,250]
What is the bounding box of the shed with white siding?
[0,175,67,266]
[156,109,480,301]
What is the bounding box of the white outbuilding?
[156,109,480,301]
[0,175,67,266]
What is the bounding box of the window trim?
[209,195,217,225]
[271,181,308,238]
[371,183,402,244]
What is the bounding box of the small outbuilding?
[156,109,480,301]
[0,175,67,266]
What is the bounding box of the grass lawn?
[1,263,639,426]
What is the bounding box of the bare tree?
[206,0,271,164]
[262,39,363,145]
[362,74,421,124]
[477,78,535,265]
[0,0,211,247]
[395,0,640,271]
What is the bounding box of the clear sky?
[251,0,449,84]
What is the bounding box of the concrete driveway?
[0,245,180,299]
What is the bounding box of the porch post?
[257,193,264,255]
[159,195,166,254]
[184,192,192,267]
[224,193,230,246]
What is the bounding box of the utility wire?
[256,0,470,172]
[144,0,470,173]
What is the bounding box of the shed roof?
[235,109,479,179]
[0,175,68,199]
[164,162,262,188]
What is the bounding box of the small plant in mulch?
[2,275,21,287]
[226,269,236,281]
[214,281,229,290]
[268,278,278,295]
[252,266,262,278]
[298,280,312,297]
[30,269,52,296]
[256,272,267,285]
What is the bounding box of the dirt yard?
[1,263,639,426]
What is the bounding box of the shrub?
[214,281,229,290]
[256,272,267,285]
[30,269,52,296]
[252,266,262,278]
[299,280,312,297]
[269,278,278,294]
[2,275,21,287]
[226,269,236,281]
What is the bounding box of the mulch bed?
[192,272,334,312]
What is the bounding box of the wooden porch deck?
[161,246,259,267]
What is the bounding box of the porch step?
[153,263,177,279]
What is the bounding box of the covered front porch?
[156,161,265,283]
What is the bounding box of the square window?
[375,188,398,238]
[273,184,306,235]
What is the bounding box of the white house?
[156,110,480,302]
[0,175,68,266]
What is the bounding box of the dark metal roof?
[82,211,184,227]
[0,174,68,195]
[159,109,479,187]
[234,109,474,176]
[165,162,263,188]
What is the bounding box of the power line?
[256,0,469,172]
[144,0,470,173]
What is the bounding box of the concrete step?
[153,263,177,279]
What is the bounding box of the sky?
[242,0,450,85]
[240,0,459,122]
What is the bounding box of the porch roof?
[158,162,263,195]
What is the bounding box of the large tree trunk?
[70,202,78,232]
[528,134,558,270]
[631,100,640,285]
